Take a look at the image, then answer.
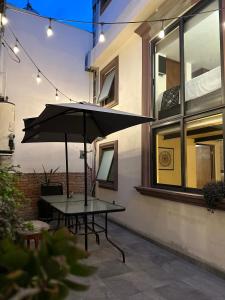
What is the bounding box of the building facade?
[91,0,225,273]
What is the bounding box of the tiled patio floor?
[68,219,225,300]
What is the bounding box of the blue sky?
[7,0,93,32]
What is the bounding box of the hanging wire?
[2,3,223,104]
[5,25,77,103]
[6,4,222,27]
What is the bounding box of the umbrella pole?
[83,112,88,207]
[65,133,70,199]
[83,112,88,252]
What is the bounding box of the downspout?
[0,0,6,101]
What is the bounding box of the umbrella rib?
[91,114,105,138]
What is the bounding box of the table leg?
[34,237,39,249]
[57,212,60,228]
[104,213,125,263]
[84,215,88,251]
[92,214,100,245]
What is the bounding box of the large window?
[151,0,224,194]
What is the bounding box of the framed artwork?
[158,147,174,170]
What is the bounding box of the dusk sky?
[7,0,93,32]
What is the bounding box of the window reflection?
[184,1,222,113]
[154,28,180,119]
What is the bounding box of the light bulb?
[99,32,105,43]
[99,23,105,43]
[36,71,41,84]
[1,14,8,26]
[47,26,53,37]
[55,90,59,101]
[13,42,19,54]
[159,29,165,39]
[47,18,53,37]
[158,21,165,39]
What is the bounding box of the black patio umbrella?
[22,102,153,206]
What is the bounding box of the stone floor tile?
[103,276,140,298]
[155,280,212,300]
[66,219,225,300]
[96,259,132,279]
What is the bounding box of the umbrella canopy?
[22,102,153,206]
[22,102,153,144]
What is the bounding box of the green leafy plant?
[202,181,225,213]
[0,228,96,300]
[34,165,60,186]
[0,165,27,240]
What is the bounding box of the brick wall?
[17,171,92,219]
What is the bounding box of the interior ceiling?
[159,11,220,72]
[159,115,223,140]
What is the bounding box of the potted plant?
[202,181,225,213]
[36,165,63,196]
[34,166,63,221]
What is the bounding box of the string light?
[158,21,165,39]
[55,89,59,101]
[4,4,221,105]
[4,26,76,103]
[36,70,41,84]
[1,13,8,26]
[13,40,19,54]
[99,23,105,43]
[6,4,222,27]
[47,18,53,37]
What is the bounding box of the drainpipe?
[0,0,6,101]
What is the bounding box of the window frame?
[99,56,119,108]
[100,0,112,15]
[149,0,225,194]
[98,140,118,190]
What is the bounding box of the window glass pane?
[155,28,180,120]
[98,70,115,103]
[184,0,222,114]
[155,124,181,186]
[108,159,115,182]
[97,149,114,181]
[185,114,224,189]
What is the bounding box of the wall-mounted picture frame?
[158,147,174,170]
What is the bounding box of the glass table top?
[41,194,95,203]
[40,194,125,215]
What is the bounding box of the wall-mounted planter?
[38,183,63,220]
[41,183,63,196]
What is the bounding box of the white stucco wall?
[94,15,225,273]
[2,9,93,173]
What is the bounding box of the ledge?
[135,186,225,211]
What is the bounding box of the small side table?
[18,220,50,249]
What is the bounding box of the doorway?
[196,144,215,189]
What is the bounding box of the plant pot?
[38,183,63,220]
[41,183,63,196]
